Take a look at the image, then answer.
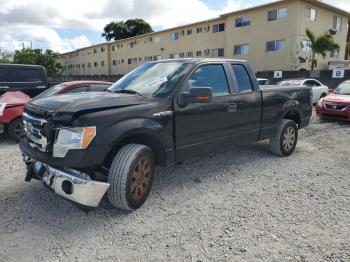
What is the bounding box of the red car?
[0,81,113,141]
[316,80,350,122]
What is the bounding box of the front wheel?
[269,119,298,157]
[107,144,155,211]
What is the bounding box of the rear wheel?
[8,118,23,142]
[107,144,155,211]
[269,119,298,157]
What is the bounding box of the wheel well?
[103,133,166,168]
[283,110,301,127]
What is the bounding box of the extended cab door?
[174,63,243,162]
[228,63,262,144]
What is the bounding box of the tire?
[8,118,24,142]
[269,119,298,157]
[107,144,155,211]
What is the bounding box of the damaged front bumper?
[24,156,110,207]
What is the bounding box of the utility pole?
[30,41,32,49]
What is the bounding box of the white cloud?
[0,0,348,53]
[0,0,242,53]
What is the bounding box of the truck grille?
[22,112,49,152]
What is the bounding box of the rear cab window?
[89,84,111,92]
[231,64,253,93]
[13,68,45,83]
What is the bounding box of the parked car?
[0,81,113,141]
[20,59,312,211]
[0,64,48,98]
[316,80,350,121]
[277,78,329,103]
[33,80,113,100]
[257,78,270,85]
[0,91,30,141]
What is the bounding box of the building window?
[235,17,251,27]
[82,63,85,68]
[112,45,115,51]
[87,63,91,68]
[101,61,105,67]
[128,57,138,64]
[268,8,287,21]
[144,56,152,62]
[171,32,179,40]
[93,48,97,54]
[139,57,143,62]
[128,42,135,48]
[94,62,98,67]
[266,40,285,52]
[302,40,312,52]
[212,48,224,57]
[330,48,340,58]
[154,36,161,44]
[196,27,203,33]
[112,60,117,66]
[213,23,225,33]
[307,8,317,21]
[187,29,192,35]
[196,50,202,57]
[333,16,342,30]
[101,47,105,52]
[234,44,250,55]
[187,51,193,57]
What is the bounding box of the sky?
[0,0,349,54]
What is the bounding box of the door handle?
[226,102,237,112]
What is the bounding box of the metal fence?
[256,70,350,89]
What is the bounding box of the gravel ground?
[0,113,349,262]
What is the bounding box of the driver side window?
[188,64,230,96]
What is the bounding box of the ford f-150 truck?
[20,59,312,211]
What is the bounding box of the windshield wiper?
[114,89,143,97]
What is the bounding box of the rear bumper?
[24,156,110,207]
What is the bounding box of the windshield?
[277,80,303,86]
[108,62,191,97]
[33,83,65,100]
[334,82,350,95]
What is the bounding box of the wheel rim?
[14,122,24,138]
[283,126,296,152]
[131,157,151,200]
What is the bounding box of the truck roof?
[0,64,45,69]
[149,58,248,64]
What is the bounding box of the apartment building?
[59,0,350,76]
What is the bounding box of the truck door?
[174,63,239,162]
[228,63,262,145]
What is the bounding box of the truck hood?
[25,91,147,121]
[323,93,350,104]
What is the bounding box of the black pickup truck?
[20,59,312,210]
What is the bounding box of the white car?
[277,78,329,103]
[257,78,270,85]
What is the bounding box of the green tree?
[102,18,153,41]
[306,28,339,70]
[13,48,61,76]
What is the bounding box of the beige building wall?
[58,0,350,76]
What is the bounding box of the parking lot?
[0,112,349,262]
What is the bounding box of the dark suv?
[0,64,48,97]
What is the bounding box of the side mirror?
[178,87,212,107]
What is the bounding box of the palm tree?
[306,28,340,70]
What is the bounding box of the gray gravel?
[0,113,349,262]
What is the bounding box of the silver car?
[277,78,329,103]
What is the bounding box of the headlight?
[317,98,323,107]
[53,127,96,157]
